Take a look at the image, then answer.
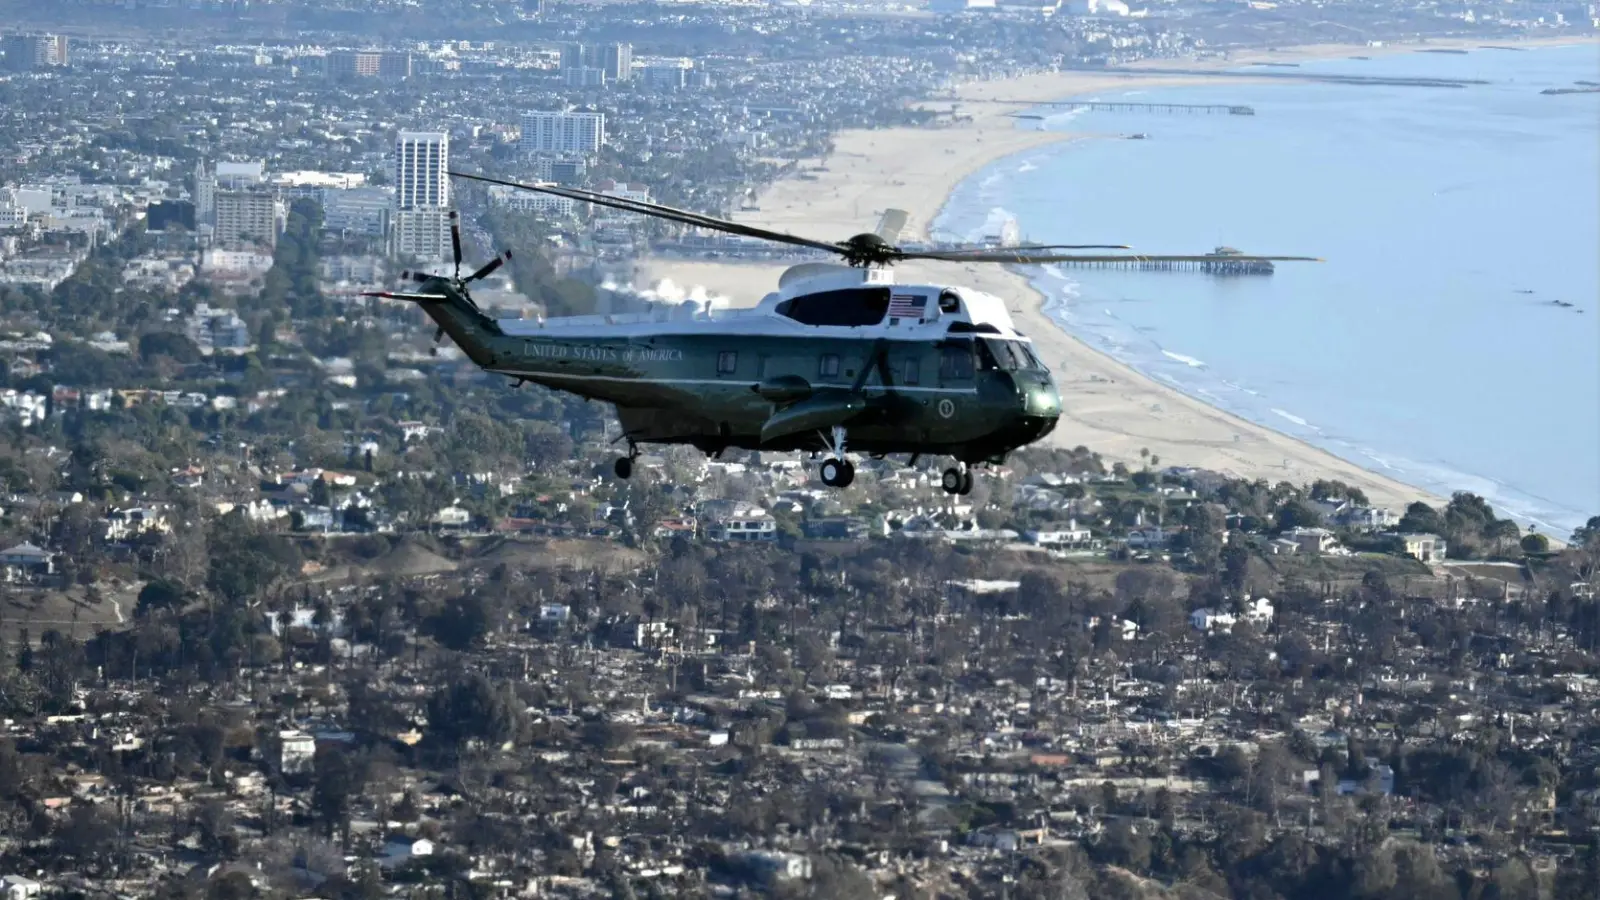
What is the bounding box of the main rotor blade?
[355,291,444,301]
[466,251,511,283]
[449,171,845,257]
[901,250,1325,265]
[449,211,464,279]
[919,243,1133,257]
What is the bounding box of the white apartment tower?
[394,131,449,210]
[519,112,606,155]
[392,131,450,261]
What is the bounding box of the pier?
[1001,100,1255,116]
[1077,65,1487,88]
[1046,248,1277,276]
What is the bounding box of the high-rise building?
[519,112,606,155]
[194,160,216,225]
[558,42,589,72]
[602,43,632,82]
[564,68,606,88]
[2,34,67,72]
[392,131,450,261]
[641,60,692,90]
[392,209,450,261]
[214,190,279,250]
[326,50,412,81]
[394,132,449,210]
[323,186,394,238]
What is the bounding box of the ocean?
[934,43,1600,536]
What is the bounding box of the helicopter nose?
[1006,373,1060,444]
[1019,372,1061,418]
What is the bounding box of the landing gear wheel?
[941,468,964,495]
[959,470,974,495]
[614,456,633,480]
[820,458,855,488]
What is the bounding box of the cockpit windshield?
[980,338,1044,371]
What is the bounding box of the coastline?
[633,34,1598,513]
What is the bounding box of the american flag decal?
[888,293,926,319]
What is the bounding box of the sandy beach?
[632,35,1595,512]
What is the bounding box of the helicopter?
[365,173,1319,495]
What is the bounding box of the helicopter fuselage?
[410,271,1062,465]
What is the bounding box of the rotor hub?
[841,232,898,267]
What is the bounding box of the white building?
[1190,608,1236,633]
[394,131,449,209]
[488,184,577,217]
[1242,596,1274,624]
[1396,532,1448,564]
[520,111,606,155]
[1,874,42,899]
[700,500,778,543]
[278,730,316,774]
[392,131,450,260]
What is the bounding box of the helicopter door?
[938,340,975,386]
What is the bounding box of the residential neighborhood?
[0,0,1594,897]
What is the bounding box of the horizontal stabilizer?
[760,391,866,445]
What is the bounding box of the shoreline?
[633,34,1598,514]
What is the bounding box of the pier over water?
[1001,100,1255,116]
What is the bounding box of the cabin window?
[716,351,738,374]
[980,338,1042,371]
[818,354,841,378]
[975,340,1003,372]
[776,287,892,327]
[938,290,961,314]
[1018,343,1044,370]
[902,358,921,386]
[939,342,974,381]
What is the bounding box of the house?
[1303,764,1395,797]
[1125,526,1168,549]
[278,730,316,775]
[1190,608,1236,633]
[432,504,471,529]
[968,827,1047,853]
[1396,532,1448,564]
[1025,519,1097,550]
[701,501,777,543]
[0,542,54,580]
[1083,616,1139,641]
[1284,526,1339,555]
[104,506,171,541]
[381,836,434,867]
[738,850,810,883]
[802,517,869,541]
[1242,596,1274,624]
[1336,506,1398,532]
[1,875,41,899]
[653,517,697,540]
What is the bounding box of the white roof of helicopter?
[496,264,1028,341]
